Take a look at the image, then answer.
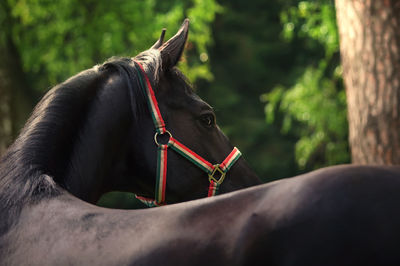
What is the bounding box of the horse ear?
[151,29,166,49]
[159,19,189,69]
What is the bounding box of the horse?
[0,19,262,264]
[3,19,400,266]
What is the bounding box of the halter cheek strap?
[133,61,242,207]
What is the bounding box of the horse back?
[3,165,400,266]
[253,165,400,266]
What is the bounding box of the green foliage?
[5,0,220,90]
[196,0,300,181]
[281,0,338,56]
[264,66,348,168]
[263,0,349,169]
[177,0,222,81]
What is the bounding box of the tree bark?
[336,0,400,164]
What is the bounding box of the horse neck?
[2,68,132,204]
[63,74,133,203]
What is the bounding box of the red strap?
[135,61,166,133]
[208,180,219,197]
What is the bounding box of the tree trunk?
[0,42,33,157]
[0,2,35,157]
[336,0,400,164]
[0,68,12,156]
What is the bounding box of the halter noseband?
[133,61,241,207]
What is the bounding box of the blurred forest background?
[0,0,348,208]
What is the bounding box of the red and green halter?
[133,61,242,207]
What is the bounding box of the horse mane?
[0,50,162,235]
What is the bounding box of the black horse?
[0,20,261,264]
[2,19,400,266]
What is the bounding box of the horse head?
[0,20,260,210]
[104,19,260,205]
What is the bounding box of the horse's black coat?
[2,20,400,266]
[0,20,262,264]
[0,58,140,233]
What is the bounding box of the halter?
[133,61,242,207]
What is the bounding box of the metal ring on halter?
[208,164,227,185]
[154,130,172,147]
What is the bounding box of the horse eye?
[200,114,215,128]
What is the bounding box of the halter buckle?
[208,164,226,185]
[154,130,172,147]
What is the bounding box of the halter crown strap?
[133,61,241,207]
[134,62,166,133]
